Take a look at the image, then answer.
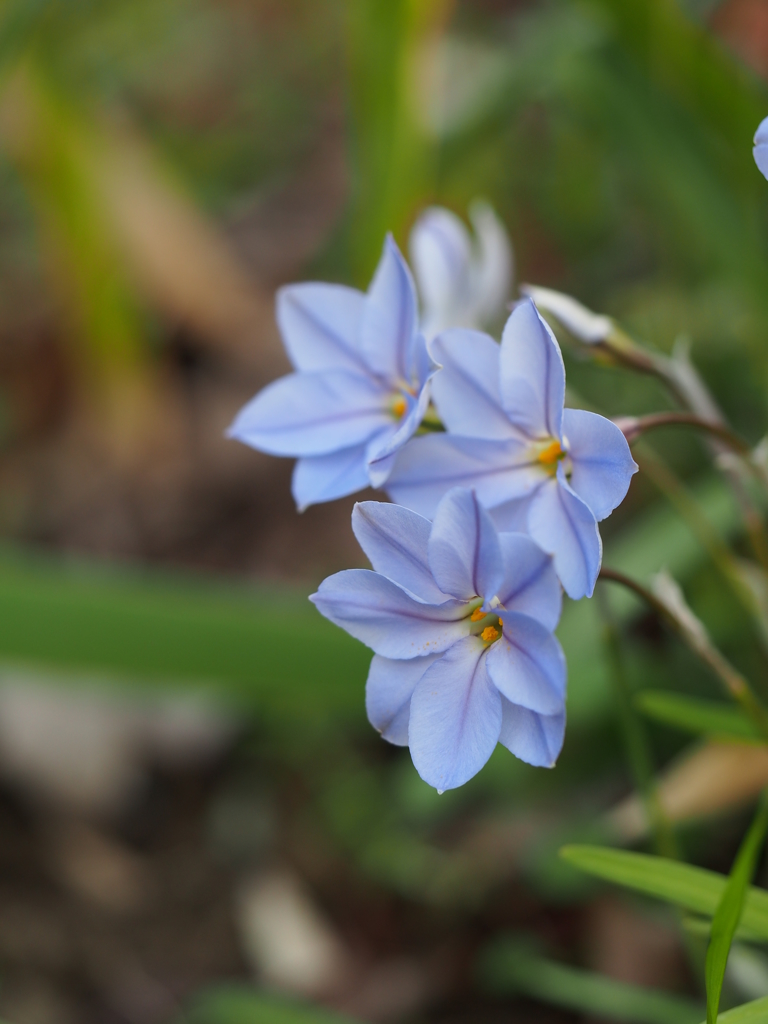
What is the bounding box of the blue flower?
[385,298,638,600]
[227,236,438,509]
[754,116,768,181]
[409,201,513,340]
[310,488,565,791]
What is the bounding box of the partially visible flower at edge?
[310,487,565,791]
[227,236,439,510]
[409,200,513,341]
[754,116,768,181]
[385,298,638,600]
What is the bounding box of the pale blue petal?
[499,298,565,440]
[754,117,768,181]
[228,371,389,457]
[366,653,440,745]
[386,435,544,519]
[310,570,469,659]
[360,235,418,384]
[430,329,521,440]
[292,445,370,511]
[409,636,502,791]
[489,493,536,533]
[485,612,566,715]
[351,502,446,603]
[277,283,367,374]
[408,333,439,390]
[496,534,561,631]
[528,471,602,600]
[498,697,565,768]
[428,488,503,601]
[467,199,513,328]
[409,206,471,339]
[366,368,437,488]
[563,409,638,521]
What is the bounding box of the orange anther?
[538,440,564,466]
[470,607,486,622]
[481,625,499,643]
[392,395,407,418]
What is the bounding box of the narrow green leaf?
[636,692,761,742]
[559,846,768,942]
[478,937,703,1024]
[706,797,768,1024]
[185,987,359,1024]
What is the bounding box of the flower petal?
[489,492,537,532]
[485,611,566,715]
[496,533,562,631]
[277,283,367,373]
[428,488,503,601]
[366,652,439,745]
[467,199,513,328]
[754,116,768,181]
[386,434,543,519]
[527,470,602,600]
[520,285,612,345]
[431,329,520,440]
[409,636,502,790]
[228,371,390,457]
[352,502,446,603]
[563,408,638,521]
[409,206,472,339]
[292,445,371,511]
[498,697,565,768]
[310,569,469,659]
[367,367,438,488]
[499,298,565,440]
[360,235,418,383]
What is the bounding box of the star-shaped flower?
[310,488,565,791]
[385,299,638,599]
[409,201,513,340]
[227,236,438,509]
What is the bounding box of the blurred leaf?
[560,845,768,942]
[478,935,703,1024]
[609,742,768,842]
[636,692,761,741]
[706,796,768,1024]
[0,546,369,737]
[344,0,451,281]
[184,987,358,1024]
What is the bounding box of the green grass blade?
[705,798,768,1024]
[185,987,358,1024]
[635,692,761,741]
[478,937,703,1024]
[560,846,768,942]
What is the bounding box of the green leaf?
[708,996,768,1023]
[478,937,703,1024]
[0,545,370,737]
[559,846,768,942]
[635,692,761,742]
[706,798,768,1024]
[184,987,359,1024]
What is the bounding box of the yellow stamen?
[470,607,486,622]
[498,617,503,627]
[481,625,499,643]
[392,395,407,418]
[538,440,564,466]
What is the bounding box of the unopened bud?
[521,284,613,344]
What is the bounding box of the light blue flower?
[310,488,565,791]
[409,201,513,340]
[227,236,438,509]
[754,116,768,181]
[385,299,638,600]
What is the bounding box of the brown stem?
[622,412,751,456]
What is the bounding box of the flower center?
[391,395,407,419]
[535,438,567,476]
[469,605,503,644]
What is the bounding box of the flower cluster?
[229,204,638,789]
